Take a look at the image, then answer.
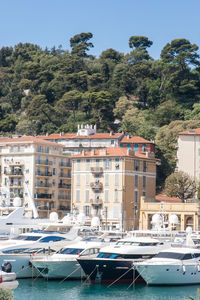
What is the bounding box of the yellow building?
[0,136,71,218]
[139,195,200,231]
[71,147,157,230]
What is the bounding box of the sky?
[1,0,200,59]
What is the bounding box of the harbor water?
[12,279,200,300]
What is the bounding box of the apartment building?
[0,137,71,218]
[39,124,124,155]
[71,147,157,231]
[120,136,155,153]
[176,128,200,180]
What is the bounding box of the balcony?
[90,198,103,206]
[34,193,52,199]
[58,205,70,211]
[10,183,23,188]
[59,173,71,178]
[58,183,71,189]
[35,171,52,177]
[4,170,23,176]
[35,182,52,188]
[10,193,23,199]
[90,181,103,190]
[91,167,103,175]
[58,195,71,200]
[59,162,71,167]
[36,160,53,166]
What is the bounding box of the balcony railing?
[91,167,103,174]
[90,181,103,190]
[58,195,71,200]
[35,182,52,188]
[35,171,52,177]
[36,160,53,166]
[59,173,71,178]
[34,193,52,199]
[90,198,103,206]
[59,162,71,167]
[58,183,71,189]
[58,205,70,211]
[4,170,23,176]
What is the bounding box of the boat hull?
[77,258,136,284]
[136,263,200,285]
[32,259,84,279]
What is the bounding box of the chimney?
[110,131,113,136]
[127,135,130,140]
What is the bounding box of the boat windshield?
[155,252,200,260]
[59,248,84,255]
[116,241,158,246]
[12,235,42,241]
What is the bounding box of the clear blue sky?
[1,0,200,59]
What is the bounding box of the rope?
[107,266,134,288]
[59,265,81,284]
[32,266,48,283]
[16,265,31,275]
[127,267,146,289]
[81,265,97,286]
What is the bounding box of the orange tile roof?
[155,194,182,203]
[71,147,156,160]
[179,128,200,135]
[38,133,123,140]
[0,136,62,147]
[121,136,152,143]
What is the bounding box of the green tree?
[129,36,153,50]
[161,39,200,69]
[164,171,197,202]
[70,32,94,58]
[0,288,13,300]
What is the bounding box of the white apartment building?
[39,124,124,155]
[177,128,200,180]
[0,137,71,218]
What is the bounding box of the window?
[53,157,56,164]
[143,161,147,172]
[53,168,56,175]
[142,144,146,152]
[143,176,146,188]
[96,159,100,167]
[76,174,80,186]
[120,144,123,148]
[114,190,118,202]
[111,140,115,145]
[76,159,81,171]
[115,158,120,170]
[104,190,109,202]
[105,174,109,186]
[134,190,138,203]
[134,160,140,171]
[86,174,90,186]
[86,159,90,171]
[85,190,89,203]
[135,175,138,187]
[84,205,90,216]
[142,191,146,196]
[115,174,119,186]
[127,143,131,149]
[135,144,138,152]
[104,159,111,170]
[76,190,80,202]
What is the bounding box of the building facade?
[177,128,200,180]
[39,124,124,156]
[71,148,157,231]
[0,137,71,218]
[139,195,200,231]
[120,136,155,153]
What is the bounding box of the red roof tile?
[179,128,200,135]
[71,147,156,160]
[0,136,62,147]
[121,136,152,143]
[155,194,182,203]
[38,133,123,140]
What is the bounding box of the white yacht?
[0,229,81,278]
[31,237,107,279]
[136,247,200,285]
[77,237,169,284]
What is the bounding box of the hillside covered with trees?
[1,33,200,186]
